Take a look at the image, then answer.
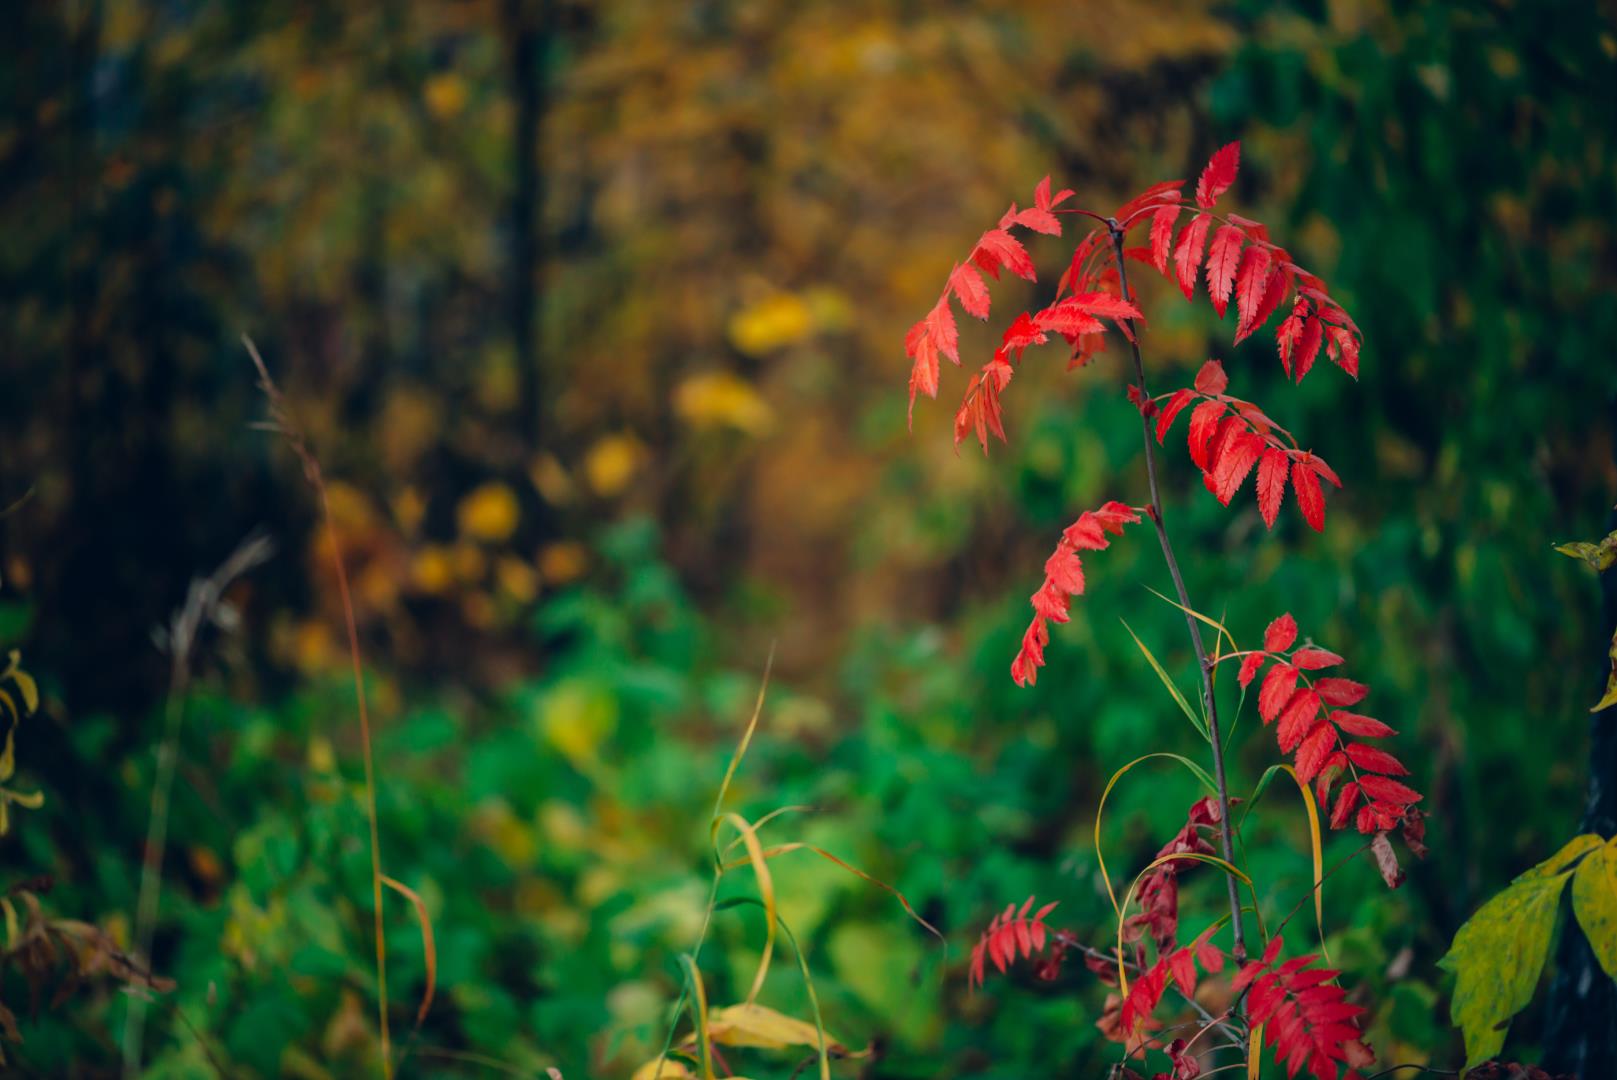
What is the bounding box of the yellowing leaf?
[1595,626,1617,713]
[674,372,774,435]
[702,1002,839,1051]
[1525,833,1603,878]
[1441,867,1572,1068]
[456,483,520,542]
[1572,837,1617,978]
[1555,529,1617,572]
[584,434,644,496]
[631,1058,695,1080]
[728,292,813,356]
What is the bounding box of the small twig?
[123,533,273,1077]
[244,334,393,1078]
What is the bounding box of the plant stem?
[1109,226,1248,965]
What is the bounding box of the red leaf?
[1186,399,1224,470]
[1343,743,1409,776]
[1293,314,1324,381]
[1155,388,1195,444]
[1173,215,1211,300]
[1233,245,1274,337]
[1330,783,1362,829]
[1333,713,1395,738]
[1359,774,1422,805]
[1150,203,1180,273]
[1326,324,1361,378]
[905,318,941,425]
[1291,458,1325,531]
[1237,262,1291,345]
[1256,447,1288,528]
[949,263,991,319]
[1034,175,1074,211]
[1205,225,1246,317]
[1315,678,1369,707]
[1012,203,1062,236]
[1292,646,1344,670]
[1264,613,1299,653]
[1276,298,1307,376]
[1195,142,1240,209]
[972,228,1036,282]
[1259,663,1300,723]
[1295,723,1339,783]
[1194,359,1229,396]
[1277,690,1322,752]
[1213,431,1264,505]
[1033,299,1106,338]
[1238,651,1266,688]
[1307,453,1342,488]
[1114,179,1184,226]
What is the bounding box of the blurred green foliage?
[0,0,1615,1076]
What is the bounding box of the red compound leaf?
[1237,936,1376,1080]
[1236,615,1424,845]
[969,895,1062,990]
[1011,501,1142,687]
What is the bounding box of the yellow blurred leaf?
[728,292,813,356]
[675,371,774,435]
[631,1059,695,1080]
[457,483,521,542]
[495,556,540,603]
[410,545,455,595]
[530,453,574,505]
[538,541,588,584]
[538,679,617,769]
[584,434,644,496]
[423,73,467,118]
[703,1002,841,1051]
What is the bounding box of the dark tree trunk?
[1542,406,1617,1078]
[505,0,547,458]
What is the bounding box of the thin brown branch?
[244,334,393,1078]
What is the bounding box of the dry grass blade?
[380,875,437,1033]
[244,334,393,1078]
[123,531,273,1077]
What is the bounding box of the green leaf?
[1572,837,1617,979]
[1120,619,1208,742]
[1441,868,1574,1068]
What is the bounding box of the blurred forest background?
[2,0,1617,1076]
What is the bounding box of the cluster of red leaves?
[1010,501,1142,687]
[1232,935,1374,1080]
[905,176,1076,424]
[1119,922,1225,1036]
[1234,614,1422,834]
[1151,360,1340,530]
[968,895,1067,990]
[1127,796,1224,953]
[1122,143,1362,382]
